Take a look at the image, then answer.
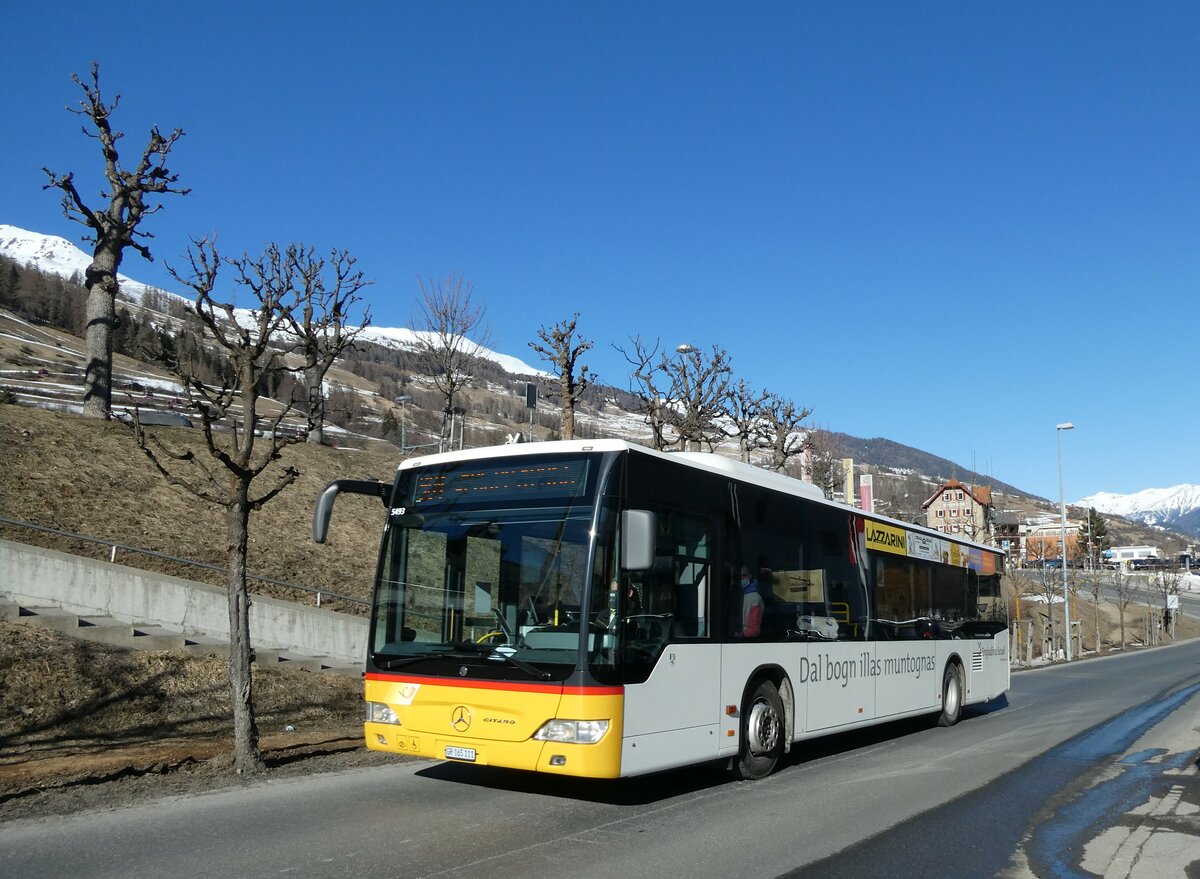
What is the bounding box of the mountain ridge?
[0,224,548,377]
[4,222,1193,540]
[1078,485,1200,540]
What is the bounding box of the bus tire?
[733,679,785,780]
[937,663,963,727]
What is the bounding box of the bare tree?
[1066,567,1083,658]
[616,336,670,450]
[1110,568,1138,650]
[1005,568,1039,661]
[529,313,594,440]
[807,427,844,500]
[667,343,733,451]
[724,379,769,463]
[1149,567,1182,640]
[618,338,733,452]
[43,62,189,419]
[411,273,490,451]
[1080,567,1105,653]
[134,238,360,774]
[759,392,813,472]
[1028,560,1063,659]
[279,245,372,444]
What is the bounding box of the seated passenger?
[736,566,763,638]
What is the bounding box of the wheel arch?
[740,664,795,754]
[937,653,966,727]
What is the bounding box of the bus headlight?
[533,719,609,744]
[366,702,400,725]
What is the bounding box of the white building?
[1104,545,1161,569]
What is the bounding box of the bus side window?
[673,558,709,638]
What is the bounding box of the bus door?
[801,512,876,731]
[620,508,722,774]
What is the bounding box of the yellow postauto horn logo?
[451,706,472,732]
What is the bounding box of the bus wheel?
[733,679,784,780]
[937,663,963,727]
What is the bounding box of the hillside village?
[1,230,1196,573]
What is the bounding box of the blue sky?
[4,2,1197,502]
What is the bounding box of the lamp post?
[674,343,699,451]
[393,395,410,453]
[1057,422,1074,661]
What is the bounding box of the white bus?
[315,439,1009,780]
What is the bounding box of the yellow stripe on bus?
[364,676,625,778]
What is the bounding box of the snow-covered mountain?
[1077,485,1200,539]
[358,326,546,377]
[0,224,546,376]
[0,224,165,301]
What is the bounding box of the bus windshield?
[369,454,606,681]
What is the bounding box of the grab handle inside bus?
[621,509,656,570]
[313,479,389,543]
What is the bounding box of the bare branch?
[249,466,300,510]
[40,62,190,418]
[133,236,366,774]
[530,313,594,440]
[278,244,372,443]
[616,336,670,451]
[759,392,813,472]
[725,379,770,463]
[411,273,490,450]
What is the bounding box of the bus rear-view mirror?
[621,509,656,571]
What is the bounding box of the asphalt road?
[4,642,1199,879]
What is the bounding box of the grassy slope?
[0,404,401,612]
[0,405,403,787]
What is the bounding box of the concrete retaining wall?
[0,538,367,664]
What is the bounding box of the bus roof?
[399,440,1004,558]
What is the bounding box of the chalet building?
[922,479,993,541]
[993,510,1021,557]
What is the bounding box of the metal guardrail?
[0,514,368,609]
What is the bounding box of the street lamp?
[1057,422,1074,661]
[672,343,701,451]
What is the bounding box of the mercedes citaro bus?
[314,439,1009,780]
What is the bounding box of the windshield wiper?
[379,652,444,670]
[378,644,552,679]
[448,642,551,680]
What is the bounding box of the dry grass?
[1011,592,1200,661]
[0,404,405,795]
[0,622,362,761]
[0,404,401,611]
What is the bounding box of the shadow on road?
[414,695,1012,805]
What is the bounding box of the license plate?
[445,746,477,762]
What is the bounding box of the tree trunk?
[82,256,118,419]
[559,375,575,440]
[226,489,264,774]
[305,365,324,445]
